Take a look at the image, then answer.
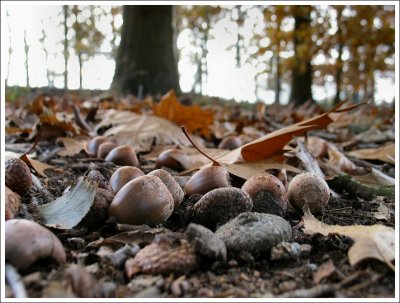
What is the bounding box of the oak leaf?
[153,90,214,137]
[303,208,395,270]
[347,143,395,164]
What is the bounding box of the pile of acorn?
[79,135,331,229]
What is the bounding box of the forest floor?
[3,90,396,299]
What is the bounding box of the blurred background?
[3,4,395,105]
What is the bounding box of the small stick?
[5,264,27,298]
[181,126,220,166]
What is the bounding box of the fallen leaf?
[95,109,201,152]
[226,158,303,180]
[372,198,391,221]
[352,168,395,187]
[294,138,324,177]
[153,90,214,137]
[313,259,336,284]
[347,143,395,164]
[303,208,395,270]
[37,179,97,229]
[240,101,362,162]
[57,137,88,157]
[326,143,359,174]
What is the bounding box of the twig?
[5,264,27,298]
[278,284,337,298]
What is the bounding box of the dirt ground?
[4,139,395,299]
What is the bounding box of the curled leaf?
[38,179,97,229]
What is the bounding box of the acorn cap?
[241,174,288,216]
[125,233,197,278]
[108,175,174,225]
[193,187,253,230]
[184,166,231,196]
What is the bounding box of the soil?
[4,137,395,300]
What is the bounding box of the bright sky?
[3,5,396,104]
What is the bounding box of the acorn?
[5,157,32,195]
[180,126,231,196]
[97,141,118,159]
[218,135,242,150]
[109,166,145,193]
[148,169,185,209]
[108,175,174,225]
[184,166,231,196]
[192,187,253,229]
[86,136,110,156]
[5,186,21,220]
[287,172,330,213]
[87,170,112,191]
[155,148,189,171]
[105,145,139,167]
[241,174,288,217]
[5,219,66,269]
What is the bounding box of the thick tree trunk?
[289,7,313,105]
[112,6,181,96]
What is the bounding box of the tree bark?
[112,6,181,96]
[334,7,344,105]
[274,52,281,104]
[23,30,30,88]
[78,53,83,89]
[63,5,69,89]
[289,7,313,105]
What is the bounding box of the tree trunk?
[63,5,69,89]
[334,7,344,105]
[289,7,313,105]
[78,53,83,89]
[112,5,181,96]
[23,30,30,88]
[274,52,281,104]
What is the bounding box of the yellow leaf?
[303,208,395,270]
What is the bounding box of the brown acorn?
[109,166,145,193]
[5,157,32,195]
[105,145,139,167]
[97,141,118,159]
[86,136,110,156]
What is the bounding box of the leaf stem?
[181,126,220,166]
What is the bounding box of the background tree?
[112,5,180,97]
[289,6,313,105]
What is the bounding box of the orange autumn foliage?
[153,90,214,138]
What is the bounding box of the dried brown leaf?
[347,143,395,164]
[303,208,395,269]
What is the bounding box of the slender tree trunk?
[112,6,181,96]
[334,7,344,105]
[23,30,30,88]
[274,52,281,104]
[6,11,12,87]
[78,53,83,89]
[63,5,69,89]
[334,42,343,104]
[289,6,313,105]
[235,5,243,68]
